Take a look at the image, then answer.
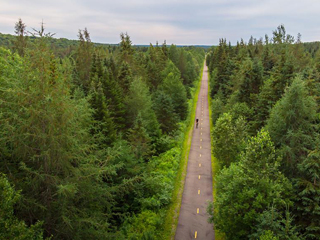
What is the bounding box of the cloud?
[0,0,320,45]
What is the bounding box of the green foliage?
[126,77,160,139]
[13,18,28,56]
[294,148,320,239]
[207,25,320,239]
[211,113,247,167]
[153,90,179,134]
[0,174,45,240]
[267,76,317,176]
[0,20,204,239]
[160,62,188,120]
[211,96,225,124]
[0,39,110,239]
[211,130,291,239]
[252,207,302,240]
[75,28,93,92]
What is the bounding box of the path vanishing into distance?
[175,64,215,239]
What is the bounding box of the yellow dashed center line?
[195,231,197,238]
[197,208,199,214]
[198,189,200,195]
[201,132,202,135]
[200,154,201,157]
[199,163,201,167]
[198,175,201,180]
[200,146,202,149]
[200,139,202,142]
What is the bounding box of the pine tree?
[267,76,317,177]
[153,90,179,134]
[294,148,320,239]
[117,61,133,93]
[0,174,45,239]
[127,112,153,160]
[160,70,188,121]
[119,32,134,63]
[0,32,111,239]
[126,77,160,140]
[75,28,93,92]
[13,18,28,56]
[89,79,117,146]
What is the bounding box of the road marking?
[198,175,201,179]
[200,154,201,157]
[198,189,200,195]
[199,163,201,167]
[201,128,203,130]
[201,132,202,135]
[200,139,202,142]
[197,208,199,214]
[200,146,202,149]
[195,231,197,239]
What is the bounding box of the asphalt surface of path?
[175,64,215,240]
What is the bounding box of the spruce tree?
[294,148,320,239]
[75,28,93,92]
[160,71,188,120]
[0,33,111,239]
[153,90,179,134]
[267,76,317,177]
[13,18,28,56]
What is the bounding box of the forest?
[0,19,205,239]
[207,25,320,240]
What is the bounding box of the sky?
[1,0,320,45]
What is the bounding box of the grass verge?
[162,62,204,240]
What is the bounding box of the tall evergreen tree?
[13,18,28,56]
[0,33,111,239]
[294,148,320,239]
[153,90,179,134]
[267,76,317,177]
[75,28,93,92]
[160,70,188,120]
[125,77,160,140]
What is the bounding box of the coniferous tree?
[153,90,179,134]
[267,76,317,177]
[126,77,160,140]
[119,32,134,63]
[76,28,93,92]
[294,148,320,239]
[127,112,153,160]
[160,71,188,120]
[118,61,133,93]
[13,18,27,56]
[0,32,111,239]
[0,174,45,239]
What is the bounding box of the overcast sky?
[1,0,320,45]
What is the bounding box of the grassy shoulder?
[162,62,204,240]
[208,67,225,240]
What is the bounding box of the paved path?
[175,64,214,240]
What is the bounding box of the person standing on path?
[196,118,199,128]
